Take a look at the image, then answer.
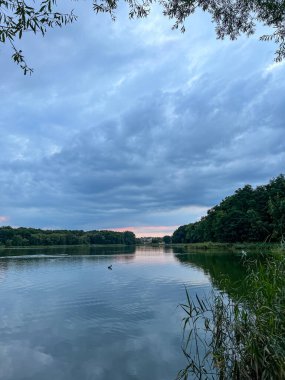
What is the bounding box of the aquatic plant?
[178,254,285,380]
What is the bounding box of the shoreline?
[0,244,135,250]
[0,242,283,252]
[169,242,283,253]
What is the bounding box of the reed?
[177,254,285,380]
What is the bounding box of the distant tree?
[173,174,285,244]
[162,235,172,244]
[172,225,188,243]
[123,231,136,245]
[151,237,163,244]
[0,226,137,247]
[1,0,285,74]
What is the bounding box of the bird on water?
[108,265,112,270]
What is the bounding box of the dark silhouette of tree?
[162,235,172,244]
[173,175,285,244]
[1,0,285,73]
[0,227,136,247]
[0,0,77,74]
[95,1,285,62]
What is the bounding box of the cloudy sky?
[0,2,284,236]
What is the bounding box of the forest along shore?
[0,227,136,247]
[172,175,285,245]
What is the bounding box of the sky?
[0,2,285,237]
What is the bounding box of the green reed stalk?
[177,254,285,380]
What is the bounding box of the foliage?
[0,0,77,74]
[1,0,285,73]
[178,254,285,380]
[94,0,285,61]
[0,226,136,247]
[173,174,285,244]
[163,235,172,244]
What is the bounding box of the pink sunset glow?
[0,215,8,223]
[110,225,179,237]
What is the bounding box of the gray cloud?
[0,4,284,231]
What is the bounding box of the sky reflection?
[0,246,214,380]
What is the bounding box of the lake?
[0,245,245,380]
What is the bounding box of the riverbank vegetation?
[0,227,136,247]
[173,175,285,244]
[172,241,283,253]
[178,253,285,380]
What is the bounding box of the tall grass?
[177,254,285,380]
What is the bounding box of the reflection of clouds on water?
[0,246,214,379]
[0,340,56,380]
[0,307,186,380]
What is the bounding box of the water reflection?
[0,246,246,380]
[173,246,264,301]
[0,244,136,257]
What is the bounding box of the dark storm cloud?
[0,4,284,231]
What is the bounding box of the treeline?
[0,227,136,247]
[173,175,285,244]
[136,236,172,244]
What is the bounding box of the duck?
[108,265,112,270]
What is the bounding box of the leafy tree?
[172,225,188,243]
[92,0,285,63]
[151,237,163,244]
[123,231,136,245]
[0,226,136,247]
[0,0,77,74]
[1,0,285,74]
[162,235,172,244]
[173,174,285,244]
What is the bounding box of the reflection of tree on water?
[1,245,136,257]
[177,253,285,380]
[174,249,249,299]
[0,246,137,271]
[175,250,245,380]
[0,261,8,283]
[175,248,273,302]
[0,245,182,270]
[0,255,136,270]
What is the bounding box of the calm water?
[0,246,245,380]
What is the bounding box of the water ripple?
[0,246,214,380]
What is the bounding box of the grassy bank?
[171,241,283,253]
[2,242,281,253]
[178,252,285,379]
